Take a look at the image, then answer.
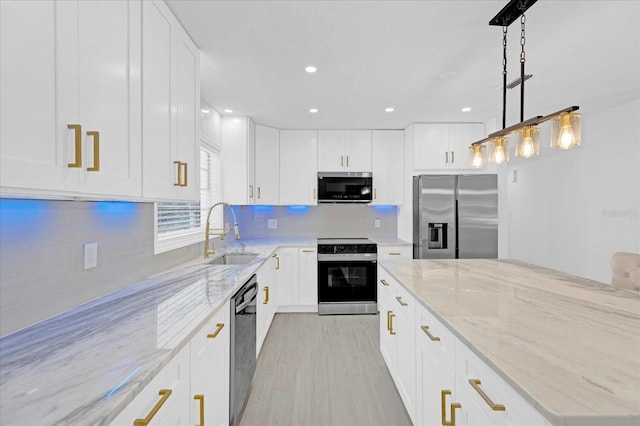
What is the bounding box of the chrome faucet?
[204,202,240,258]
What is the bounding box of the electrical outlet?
[83,242,98,270]
[267,219,278,229]
[375,218,381,228]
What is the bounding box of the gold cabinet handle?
[194,394,205,426]
[388,311,396,335]
[67,124,82,168]
[302,249,315,253]
[388,252,401,256]
[380,279,389,287]
[273,254,280,270]
[386,310,391,331]
[263,286,269,304]
[180,162,188,187]
[341,155,344,167]
[451,151,455,163]
[374,188,377,199]
[313,188,316,200]
[445,151,449,164]
[249,185,254,198]
[346,155,349,167]
[86,131,100,171]
[441,390,461,426]
[134,389,172,426]
[257,186,261,199]
[469,379,506,411]
[207,323,225,339]
[421,325,441,341]
[173,161,182,186]
[396,296,408,306]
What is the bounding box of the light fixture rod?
[489,0,538,26]
[537,105,580,125]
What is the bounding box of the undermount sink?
[208,252,259,266]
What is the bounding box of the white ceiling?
[166,0,640,130]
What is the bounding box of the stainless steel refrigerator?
[413,174,498,259]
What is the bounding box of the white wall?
[506,98,640,283]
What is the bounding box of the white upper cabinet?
[221,117,256,205]
[372,130,404,205]
[279,130,318,205]
[141,0,200,201]
[254,124,280,205]
[318,130,372,172]
[1,0,142,198]
[412,123,483,170]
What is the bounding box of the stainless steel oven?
[317,238,377,315]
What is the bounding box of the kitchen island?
[380,258,640,426]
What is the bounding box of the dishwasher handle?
[235,280,258,313]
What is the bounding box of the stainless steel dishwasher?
[230,275,258,426]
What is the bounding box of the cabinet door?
[255,124,280,205]
[448,123,483,170]
[394,285,416,424]
[222,117,255,205]
[344,130,372,171]
[279,130,318,205]
[75,0,141,198]
[372,130,404,205]
[378,268,396,374]
[275,248,299,308]
[317,130,345,171]
[191,302,230,426]
[298,247,318,308]
[413,123,449,170]
[0,0,77,193]
[256,256,276,356]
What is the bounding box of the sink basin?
[208,252,259,266]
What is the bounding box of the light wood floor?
[239,313,412,426]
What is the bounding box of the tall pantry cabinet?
[0,0,200,202]
[0,0,142,198]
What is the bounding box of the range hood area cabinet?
[317,130,372,172]
[1,0,141,199]
[0,0,201,203]
[410,123,484,170]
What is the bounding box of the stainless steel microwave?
[317,172,373,203]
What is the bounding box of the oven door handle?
[317,253,377,262]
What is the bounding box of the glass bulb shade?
[489,136,510,164]
[469,145,487,169]
[551,112,582,149]
[515,126,540,158]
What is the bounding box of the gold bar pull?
[194,394,204,426]
[180,162,188,187]
[313,188,316,199]
[380,279,389,286]
[445,151,449,164]
[389,252,401,256]
[346,155,349,167]
[67,124,82,168]
[396,296,408,306]
[451,151,455,163]
[257,187,261,199]
[441,390,461,426]
[263,286,269,304]
[469,379,506,411]
[341,155,344,167]
[207,323,225,339]
[389,311,396,335]
[173,161,181,186]
[374,188,377,199]
[134,389,172,426]
[273,254,280,270]
[249,185,254,198]
[86,131,100,171]
[421,325,440,341]
[302,249,315,253]
[386,310,391,331]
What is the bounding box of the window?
[154,144,222,254]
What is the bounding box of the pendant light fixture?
[469,0,581,167]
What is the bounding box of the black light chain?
[502,26,508,129]
[519,14,526,122]
[520,14,526,64]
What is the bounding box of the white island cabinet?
[1,0,142,199]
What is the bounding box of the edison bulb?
[557,114,576,149]
[494,145,506,164]
[521,137,534,158]
[472,152,484,168]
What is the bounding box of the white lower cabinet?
[275,247,299,308]
[190,301,230,426]
[109,344,191,425]
[276,246,318,312]
[377,267,416,424]
[256,255,278,356]
[378,244,413,261]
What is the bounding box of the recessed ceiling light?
[224,109,233,113]
[385,107,394,113]
[461,107,472,112]
[201,109,210,114]
[305,66,317,73]
[309,108,318,113]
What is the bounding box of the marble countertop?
[0,238,315,426]
[380,258,640,426]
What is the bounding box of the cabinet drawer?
[378,245,412,260]
[415,302,456,374]
[456,341,548,426]
[109,345,190,426]
[190,302,230,362]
